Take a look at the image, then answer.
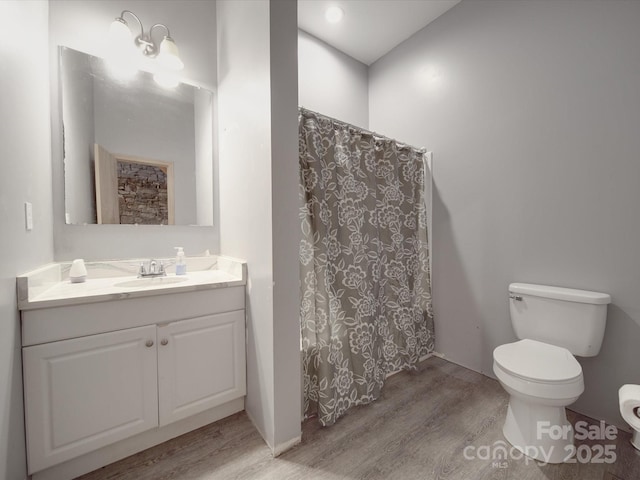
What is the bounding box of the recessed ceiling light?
[325,6,344,24]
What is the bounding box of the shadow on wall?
[216,22,229,87]
[576,304,640,430]
[242,290,266,440]
[0,295,28,480]
[431,179,484,370]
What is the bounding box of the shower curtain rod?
[299,106,427,154]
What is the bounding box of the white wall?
[217,0,275,446]
[369,0,640,428]
[270,0,303,451]
[298,29,369,128]
[61,49,95,225]
[217,0,301,453]
[195,88,214,226]
[49,0,218,260]
[0,2,53,479]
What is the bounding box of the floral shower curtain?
[299,108,434,426]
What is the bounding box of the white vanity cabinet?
[19,278,247,480]
[157,310,246,426]
[23,326,160,473]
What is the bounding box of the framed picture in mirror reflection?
[95,144,175,225]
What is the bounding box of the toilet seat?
[494,339,582,384]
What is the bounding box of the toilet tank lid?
[509,283,611,305]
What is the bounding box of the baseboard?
[273,435,302,457]
[420,352,436,362]
[385,352,437,379]
[566,406,629,434]
[245,408,302,457]
[429,351,489,377]
[32,398,244,480]
[432,354,631,435]
[245,408,270,449]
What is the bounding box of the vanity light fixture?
[107,10,184,85]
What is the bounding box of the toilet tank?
[509,283,611,357]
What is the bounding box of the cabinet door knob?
[161,338,169,346]
[145,340,154,348]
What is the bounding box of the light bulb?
[106,16,141,75]
[106,56,139,81]
[108,18,132,46]
[156,36,184,71]
[154,71,179,89]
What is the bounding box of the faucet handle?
[136,259,167,277]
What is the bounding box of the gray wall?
[49,0,218,260]
[369,0,640,428]
[0,2,53,479]
[298,29,369,128]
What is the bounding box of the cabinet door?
[23,325,158,474]
[158,310,246,426]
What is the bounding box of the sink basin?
[114,277,188,288]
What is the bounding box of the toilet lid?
[494,339,582,383]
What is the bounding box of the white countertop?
[17,256,246,310]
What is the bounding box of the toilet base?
[503,395,575,464]
[632,429,640,451]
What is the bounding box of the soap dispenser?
[174,247,187,275]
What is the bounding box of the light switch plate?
[25,202,33,231]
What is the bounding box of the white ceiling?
[298,0,461,65]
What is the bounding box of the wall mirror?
[59,46,214,226]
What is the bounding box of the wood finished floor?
[77,357,640,480]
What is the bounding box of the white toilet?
[493,283,611,464]
[619,384,640,451]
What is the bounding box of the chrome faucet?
[138,259,167,278]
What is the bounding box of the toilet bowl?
[619,384,640,451]
[495,283,610,464]
[493,339,584,464]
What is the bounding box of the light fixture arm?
[108,9,184,79]
[150,24,172,39]
[116,11,172,58]
[118,10,144,38]
[144,24,173,57]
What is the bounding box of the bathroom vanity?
[17,256,247,480]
